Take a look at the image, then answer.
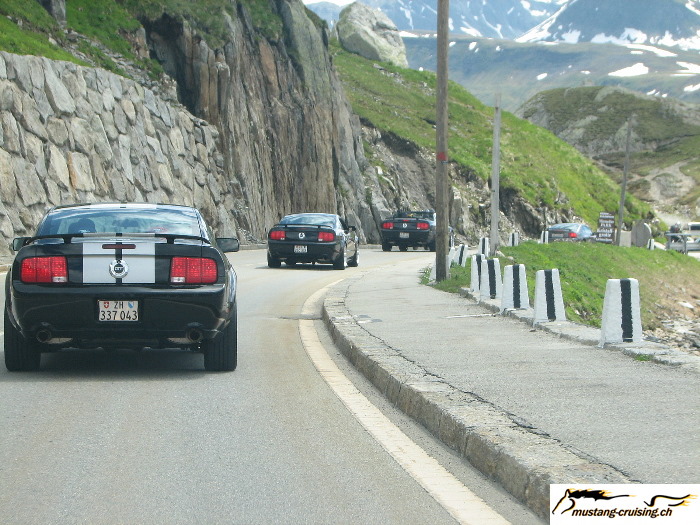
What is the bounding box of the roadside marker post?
[508,232,520,247]
[533,269,566,323]
[600,278,643,346]
[479,258,502,301]
[479,237,489,255]
[454,244,468,267]
[470,254,484,292]
[501,264,529,312]
[539,231,549,244]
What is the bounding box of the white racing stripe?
[82,240,156,284]
[299,284,510,525]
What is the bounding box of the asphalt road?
[0,248,540,525]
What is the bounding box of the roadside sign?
[597,212,615,243]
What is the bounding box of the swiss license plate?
[294,245,307,254]
[98,300,139,322]
[400,232,410,239]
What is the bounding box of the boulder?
[337,3,408,68]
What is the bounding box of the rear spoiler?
[12,232,210,250]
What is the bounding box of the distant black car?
[267,213,359,269]
[547,223,593,242]
[381,209,453,251]
[4,203,240,372]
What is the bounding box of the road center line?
[300,284,510,525]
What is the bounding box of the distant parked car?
[267,213,359,269]
[547,223,593,242]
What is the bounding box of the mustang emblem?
[402,223,408,229]
[109,259,129,279]
[298,232,306,239]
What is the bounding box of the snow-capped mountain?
[517,0,700,50]
[304,0,568,39]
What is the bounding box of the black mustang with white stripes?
[4,203,240,372]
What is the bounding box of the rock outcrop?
[337,3,408,68]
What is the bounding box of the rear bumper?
[8,284,233,349]
[381,230,433,246]
[268,241,339,263]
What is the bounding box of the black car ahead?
[267,213,359,269]
[4,203,240,372]
[381,209,454,252]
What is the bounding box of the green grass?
[433,242,700,330]
[332,43,652,227]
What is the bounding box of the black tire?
[4,310,40,371]
[203,301,237,372]
[399,245,408,252]
[381,242,391,252]
[286,260,297,267]
[267,252,281,268]
[348,247,359,267]
[333,247,346,270]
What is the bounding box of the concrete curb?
[458,287,700,374]
[322,276,633,521]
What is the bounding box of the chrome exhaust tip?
[186,328,203,343]
[36,329,52,343]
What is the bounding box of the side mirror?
[11,237,30,251]
[217,237,240,253]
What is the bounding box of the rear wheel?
[4,310,41,371]
[348,247,359,267]
[267,252,281,268]
[203,302,237,372]
[399,245,408,252]
[381,242,391,252]
[333,247,346,270]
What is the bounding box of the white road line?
[300,285,510,525]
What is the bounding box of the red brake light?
[416,221,430,230]
[382,222,394,229]
[568,232,577,238]
[317,231,335,242]
[170,257,217,284]
[269,230,285,240]
[20,256,68,283]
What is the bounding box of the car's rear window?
[37,207,202,237]
[280,214,335,228]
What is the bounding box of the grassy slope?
[433,242,700,331]
[332,43,651,226]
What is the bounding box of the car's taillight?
[317,231,335,242]
[568,232,578,238]
[269,230,285,240]
[382,222,394,229]
[20,256,68,283]
[170,257,217,284]
[416,221,430,230]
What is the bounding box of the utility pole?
[435,0,450,281]
[489,94,502,256]
[617,117,632,245]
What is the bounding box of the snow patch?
[537,72,548,80]
[609,63,649,77]
[684,83,700,93]
[677,62,700,74]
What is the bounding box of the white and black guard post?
[508,232,520,247]
[454,243,468,267]
[479,237,490,255]
[479,258,502,301]
[599,278,643,346]
[501,264,529,312]
[533,269,566,323]
[539,230,549,244]
[470,253,484,292]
